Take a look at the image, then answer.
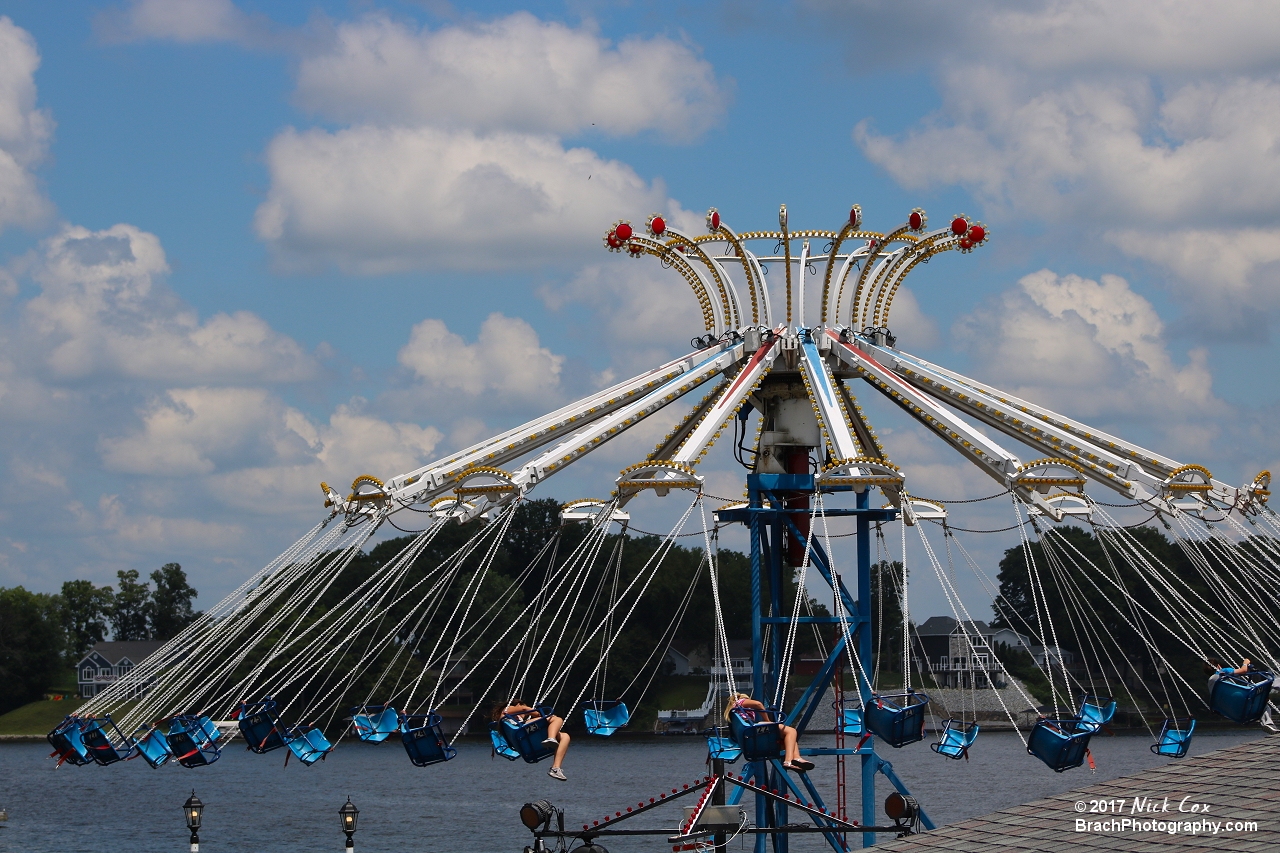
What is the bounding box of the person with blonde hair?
[726,692,814,771]
[494,701,572,780]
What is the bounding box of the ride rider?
[726,693,815,771]
[496,701,572,780]
[1205,658,1279,734]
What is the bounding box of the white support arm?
[824,329,1060,515]
[669,336,782,465]
[872,344,1154,500]
[825,329,1021,478]
[800,335,861,461]
[742,249,773,327]
[383,341,736,504]
[887,345,1254,508]
[516,342,747,487]
[704,254,744,331]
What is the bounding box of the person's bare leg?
[547,715,563,741]
[783,726,799,764]
[553,731,571,767]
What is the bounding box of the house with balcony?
[912,616,1009,689]
[77,641,164,698]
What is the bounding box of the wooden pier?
[879,735,1278,851]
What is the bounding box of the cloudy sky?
[1,0,1278,619]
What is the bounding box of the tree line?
[0,563,199,714]
[987,524,1263,709]
[0,500,833,725]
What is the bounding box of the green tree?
[60,579,114,662]
[0,587,66,714]
[110,569,151,640]
[148,563,199,641]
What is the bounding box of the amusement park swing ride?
[48,202,1279,852]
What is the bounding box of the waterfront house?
[77,641,164,698]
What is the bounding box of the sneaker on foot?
[541,736,558,747]
[548,766,567,780]
[1262,721,1280,734]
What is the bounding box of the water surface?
[0,729,1264,852]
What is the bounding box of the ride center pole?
[857,487,876,847]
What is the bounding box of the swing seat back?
[166,715,222,768]
[400,712,457,767]
[133,726,172,768]
[1076,696,1117,732]
[1151,718,1195,758]
[351,705,401,743]
[285,726,334,765]
[81,716,137,766]
[237,698,290,754]
[728,707,784,760]
[501,705,559,764]
[931,719,979,759]
[1209,671,1274,724]
[198,716,221,744]
[1027,718,1092,772]
[864,692,930,748]
[47,716,94,766]
[839,708,863,736]
[584,700,630,736]
[489,722,521,760]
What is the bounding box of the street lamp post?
[339,797,359,851]
[182,791,204,853]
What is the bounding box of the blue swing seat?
[489,722,521,760]
[1210,671,1275,724]
[839,708,864,736]
[584,700,630,736]
[706,726,742,763]
[351,705,401,743]
[931,719,979,759]
[285,726,334,765]
[400,713,457,767]
[166,715,221,768]
[1076,696,1117,733]
[133,725,172,768]
[1027,718,1093,772]
[47,716,93,767]
[864,692,930,748]
[501,705,560,764]
[81,715,137,766]
[237,698,290,754]
[728,706,784,761]
[1151,717,1195,758]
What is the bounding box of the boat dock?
[879,734,1278,851]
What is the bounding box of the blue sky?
[1,0,1278,621]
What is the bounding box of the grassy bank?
[0,697,77,736]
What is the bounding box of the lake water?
[0,729,1264,853]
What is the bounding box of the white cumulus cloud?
[398,312,564,399]
[0,16,54,234]
[255,126,675,272]
[97,0,271,45]
[840,1,1280,336]
[953,270,1217,433]
[295,12,726,141]
[100,387,317,475]
[21,223,318,382]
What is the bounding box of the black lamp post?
[182,791,204,853]
[339,797,359,851]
